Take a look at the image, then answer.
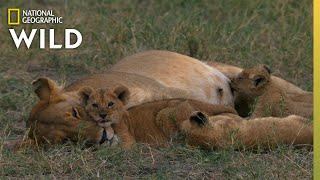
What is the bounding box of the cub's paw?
[100,127,120,147]
[189,111,208,126]
[108,135,120,147]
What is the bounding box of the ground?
[0,0,312,179]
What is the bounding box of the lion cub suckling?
[230,64,313,119]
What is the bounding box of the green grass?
[0,0,312,178]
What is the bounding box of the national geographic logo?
[7,8,20,25]
[7,8,82,49]
[7,8,63,25]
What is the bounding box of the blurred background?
[0,0,312,178]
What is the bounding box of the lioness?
[25,50,234,146]
[74,85,312,150]
[229,65,313,118]
[22,51,313,149]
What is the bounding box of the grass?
[0,0,312,178]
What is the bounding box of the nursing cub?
[78,85,312,150]
[230,65,313,119]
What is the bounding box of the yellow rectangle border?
[314,0,319,179]
[7,8,20,25]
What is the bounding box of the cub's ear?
[32,77,60,101]
[113,85,130,105]
[78,86,94,105]
[252,75,268,88]
[189,111,208,126]
[258,64,271,74]
[251,64,271,88]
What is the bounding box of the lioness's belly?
[67,51,234,107]
[111,50,234,106]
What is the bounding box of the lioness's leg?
[181,113,313,150]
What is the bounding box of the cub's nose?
[99,113,107,119]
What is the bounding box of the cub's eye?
[108,101,114,108]
[92,103,99,108]
[237,76,243,80]
[72,107,80,119]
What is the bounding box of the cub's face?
[78,86,130,128]
[230,65,271,96]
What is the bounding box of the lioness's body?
[112,51,233,105]
[66,51,233,108]
[27,51,233,145]
[25,51,312,150]
[66,71,189,108]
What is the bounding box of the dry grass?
[0,0,312,178]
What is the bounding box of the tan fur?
[110,98,237,149]
[74,93,312,150]
[78,86,129,128]
[26,78,312,150]
[181,113,313,150]
[25,51,312,149]
[206,62,307,94]
[111,50,234,106]
[27,51,233,145]
[206,62,312,117]
[28,102,112,146]
[230,65,313,118]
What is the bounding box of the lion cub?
[78,86,130,128]
[230,65,313,118]
[78,85,135,149]
[181,111,313,150]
